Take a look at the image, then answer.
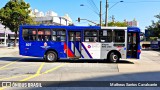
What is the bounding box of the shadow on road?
[0,57,44,62]
[27,71,160,90]
[57,59,134,64]
[0,57,134,64]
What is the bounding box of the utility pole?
[105,0,108,26]
[100,0,102,26]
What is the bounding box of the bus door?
[67,31,81,58]
[127,32,139,58]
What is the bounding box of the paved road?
[0,48,160,90]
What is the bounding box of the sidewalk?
[0,44,6,48]
[0,46,19,57]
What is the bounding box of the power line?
[90,0,99,12]
[87,0,99,15]
[109,0,160,3]
[87,0,99,14]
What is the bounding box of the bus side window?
[99,29,112,42]
[37,29,51,41]
[44,30,51,41]
[57,36,61,41]
[113,30,125,43]
[52,29,66,42]
[23,29,37,41]
[23,29,29,41]
[38,30,44,41]
[84,30,98,42]
[52,30,56,41]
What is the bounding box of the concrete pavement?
[0,48,160,90]
[0,46,19,57]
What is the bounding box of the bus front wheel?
[45,51,57,62]
[109,52,119,63]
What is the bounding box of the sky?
[0,0,160,32]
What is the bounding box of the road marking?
[42,63,67,74]
[36,62,45,74]
[20,74,38,82]
[20,62,45,81]
[0,63,67,90]
[0,87,6,90]
[0,74,31,90]
[0,58,23,70]
[0,64,39,71]
[20,63,67,81]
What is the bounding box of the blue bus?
[19,25,141,63]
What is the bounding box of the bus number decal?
[26,43,32,46]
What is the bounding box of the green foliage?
[102,21,128,27]
[146,13,160,38]
[149,37,158,41]
[0,0,34,46]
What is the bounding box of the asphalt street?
[0,47,160,90]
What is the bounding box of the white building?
[0,24,16,46]
[30,9,73,26]
[45,11,58,17]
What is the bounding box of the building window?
[99,29,112,42]
[84,30,98,42]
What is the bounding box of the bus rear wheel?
[45,51,57,62]
[109,52,119,63]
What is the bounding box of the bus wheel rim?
[48,53,55,61]
[113,55,118,61]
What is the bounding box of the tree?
[108,21,128,27]
[146,13,160,38]
[0,0,33,46]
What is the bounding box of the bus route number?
[26,43,32,46]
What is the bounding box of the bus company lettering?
[90,44,100,48]
[102,44,111,48]
[87,44,100,49]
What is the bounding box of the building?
[30,9,73,26]
[0,24,16,46]
[124,19,138,27]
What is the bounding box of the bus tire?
[45,51,57,62]
[109,52,119,63]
